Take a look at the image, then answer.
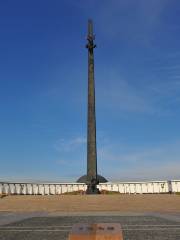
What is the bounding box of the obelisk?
[86,19,97,183]
[77,20,107,193]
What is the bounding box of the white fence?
[0,180,180,195]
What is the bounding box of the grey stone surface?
[0,212,47,226]
[0,214,180,239]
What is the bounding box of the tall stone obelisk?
[86,19,97,184]
[77,20,107,193]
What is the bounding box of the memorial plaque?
[69,223,123,240]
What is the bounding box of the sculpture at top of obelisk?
[77,20,107,193]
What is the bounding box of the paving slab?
[0,214,180,240]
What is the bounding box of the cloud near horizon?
[52,135,180,181]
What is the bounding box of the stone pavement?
[0,213,180,240]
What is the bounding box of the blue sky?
[0,0,180,182]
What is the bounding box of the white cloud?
[71,0,169,44]
[107,162,180,181]
[51,136,180,181]
[96,69,160,115]
[95,65,180,116]
[99,140,180,163]
[54,136,86,152]
[98,78,153,114]
[98,140,180,181]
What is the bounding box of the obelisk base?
[86,187,100,194]
[77,174,108,183]
[85,178,100,194]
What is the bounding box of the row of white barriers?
[0,180,180,195]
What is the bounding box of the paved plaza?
[0,195,180,239]
[1,195,180,212]
[0,213,180,240]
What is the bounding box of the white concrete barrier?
[0,180,180,195]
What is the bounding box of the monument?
[77,20,108,193]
